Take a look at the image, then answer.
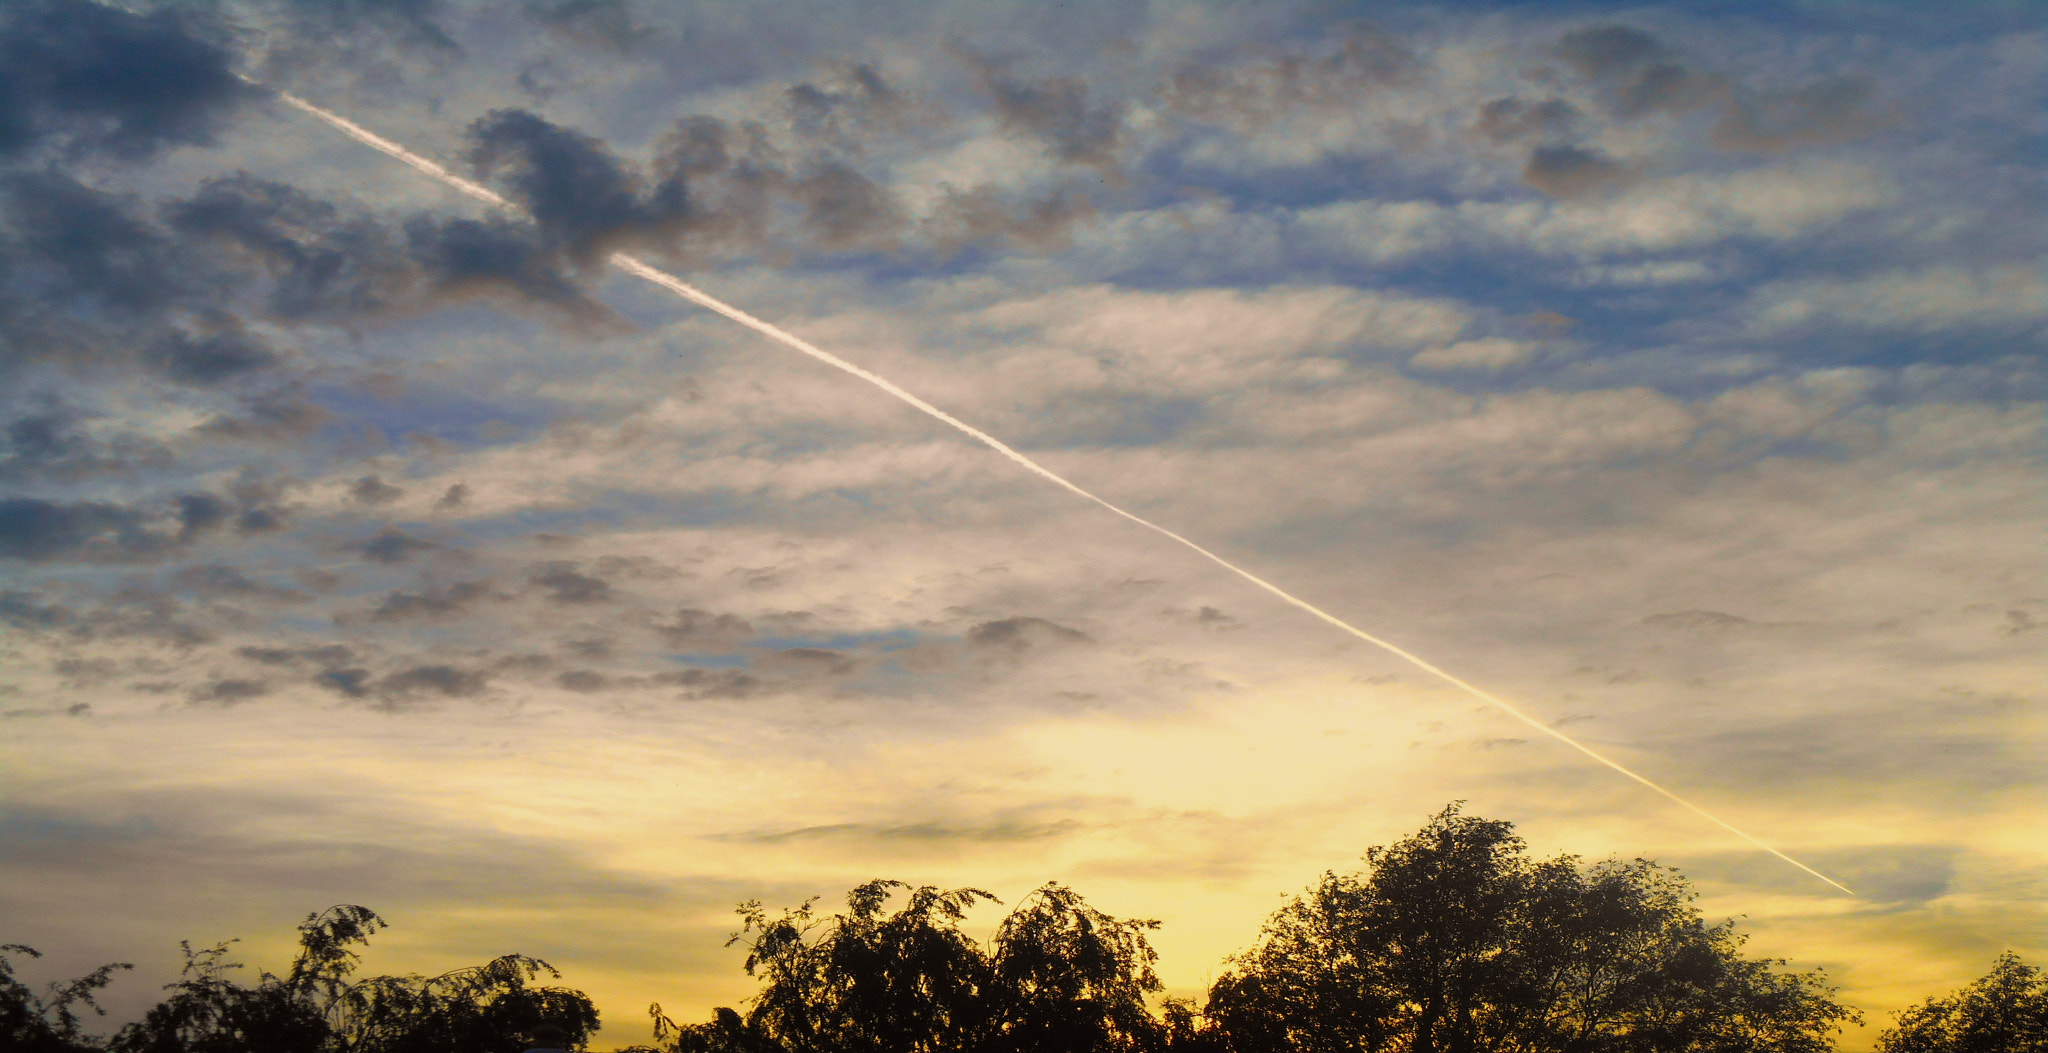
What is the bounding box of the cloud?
[1163,23,1421,125]
[1473,97,1580,144]
[363,580,493,621]
[650,607,755,650]
[356,528,438,565]
[966,54,1126,171]
[467,108,690,263]
[530,561,612,604]
[967,616,1092,653]
[1713,76,1888,153]
[0,0,254,163]
[373,663,489,704]
[1522,143,1637,199]
[1552,24,1724,117]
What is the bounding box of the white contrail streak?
[275,90,1855,897]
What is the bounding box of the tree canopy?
[1198,804,1857,1053]
[1878,951,2048,1053]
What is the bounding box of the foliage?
[1197,804,1858,1053]
[647,878,1166,1053]
[1879,952,2048,1053]
[1,943,132,1053]
[104,905,596,1053]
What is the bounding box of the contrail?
[274,89,1855,897]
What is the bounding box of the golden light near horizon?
[0,1,2040,1051]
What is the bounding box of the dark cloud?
[1641,609,1754,631]
[717,815,1083,847]
[524,0,651,53]
[530,561,612,604]
[1163,24,1420,123]
[650,607,754,650]
[349,475,405,505]
[1712,76,1886,152]
[788,160,902,250]
[1552,25,1723,118]
[364,579,492,621]
[0,585,211,645]
[556,669,610,692]
[0,0,254,163]
[375,663,488,702]
[787,63,912,144]
[356,527,437,565]
[435,483,469,509]
[467,108,689,263]
[402,213,616,325]
[970,60,1126,171]
[237,643,355,667]
[0,400,172,483]
[757,646,855,678]
[0,496,161,562]
[315,666,373,697]
[652,667,760,699]
[267,0,457,53]
[190,678,270,706]
[966,616,1093,652]
[170,564,305,603]
[1473,97,1579,144]
[922,184,1095,257]
[1521,143,1636,198]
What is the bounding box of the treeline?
[5,807,2041,1053]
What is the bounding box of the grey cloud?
[363,579,492,621]
[530,561,612,604]
[0,401,172,483]
[0,586,212,646]
[787,64,910,142]
[717,815,1083,847]
[146,324,283,386]
[1164,23,1420,123]
[1473,97,1580,144]
[190,678,270,707]
[376,663,488,701]
[651,667,760,699]
[922,184,1095,256]
[789,160,902,251]
[349,475,405,505]
[170,564,306,603]
[237,644,355,667]
[0,0,254,163]
[967,616,1093,652]
[1641,609,1754,631]
[402,214,618,326]
[467,108,690,264]
[1552,24,1723,118]
[0,495,170,562]
[435,483,469,509]
[315,666,373,697]
[1712,76,1886,152]
[556,669,609,692]
[1687,843,1958,907]
[650,607,754,649]
[1522,143,1637,198]
[757,646,855,678]
[356,528,437,565]
[523,0,651,53]
[972,60,1126,170]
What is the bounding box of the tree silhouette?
[1,943,132,1053]
[105,905,597,1053]
[1197,804,1857,1053]
[1878,952,2048,1053]
[644,879,1165,1053]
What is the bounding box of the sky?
[0,0,2041,1048]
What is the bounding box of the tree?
[108,905,598,1053]
[655,878,1168,1053]
[1,943,132,1053]
[1199,804,1857,1053]
[1879,952,2048,1053]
